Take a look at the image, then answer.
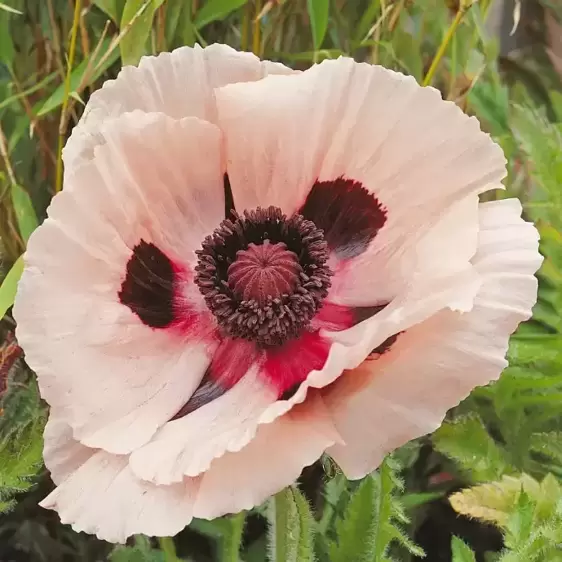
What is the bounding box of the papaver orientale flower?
[14,44,542,543]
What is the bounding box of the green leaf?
[451,536,476,562]
[0,417,46,514]
[329,476,378,562]
[329,458,423,562]
[401,491,445,510]
[268,487,316,562]
[512,105,562,212]
[450,473,562,562]
[220,513,246,562]
[110,535,165,562]
[36,37,120,116]
[504,492,535,547]
[193,0,248,30]
[0,498,16,513]
[433,414,512,482]
[158,537,182,562]
[120,0,164,66]
[0,255,23,320]
[0,4,15,66]
[93,0,125,22]
[468,80,510,137]
[275,49,343,62]
[165,0,193,47]
[10,184,37,243]
[530,432,562,464]
[306,0,329,50]
[353,0,382,44]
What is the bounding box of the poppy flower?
[13,44,541,542]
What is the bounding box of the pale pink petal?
[14,112,224,453]
[330,196,480,306]
[42,416,199,543]
[129,367,277,484]
[193,392,339,519]
[42,399,336,540]
[257,262,481,428]
[41,450,199,543]
[323,199,542,479]
[64,44,295,169]
[43,410,93,485]
[132,264,480,484]
[215,58,504,300]
[129,341,351,485]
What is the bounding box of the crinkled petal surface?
[14,111,225,454]
[42,410,200,544]
[64,44,295,169]
[15,45,540,545]
[192,392,340,519]
[215,57,505,305]
[323,200,542,479]
[41,397,339,542]
[128,341,349,484]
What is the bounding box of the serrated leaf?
[0,255,23,320]
[10,183,37,243]
[450,477,527,527]
[433,414,512,482]
[451,536,476,562]
[194,0,248,29]
[504,492,535,547]
[120,0,164,66]
[306,0,329,50]
[268,487,316,562]
[0,498,16,513]
[512,105,562,210]
[329,476,378,562]
[329,457,422,562]
[0,416,45,513]
[449,472,562,538]
[293,487,316,562]
[530,432,562,464]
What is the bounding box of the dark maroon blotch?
[280,383,300,401]
[223,173,235,217]
[118,240,175,328]
[351,302,403,356]
[171,375,224,419]
[352,304,388,326]
[299,176,387,259]
[370,332,402,357]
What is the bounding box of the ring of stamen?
[195,206,332,347]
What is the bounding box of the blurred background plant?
[0,0,561,560]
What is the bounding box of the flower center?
[228,241,302,305]
[195,206,332,347]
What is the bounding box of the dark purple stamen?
[195,206,332,347]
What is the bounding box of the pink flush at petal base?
[13,43,541,543]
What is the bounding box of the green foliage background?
[0,0,561,560]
